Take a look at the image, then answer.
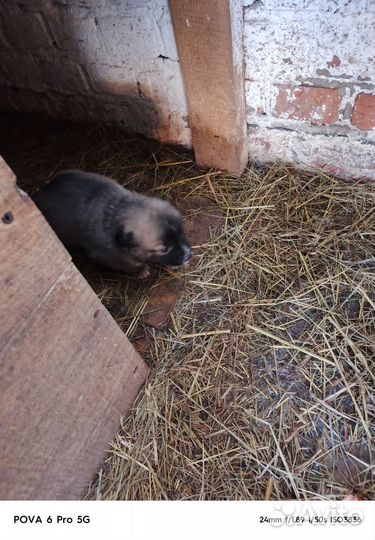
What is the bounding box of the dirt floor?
[1,112,374,501]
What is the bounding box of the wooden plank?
[0,158,149,499]
[170,0,248,175]
[0,158,71,350]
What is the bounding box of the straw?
[4,116,374,501]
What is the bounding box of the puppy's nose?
[183,244,192,263]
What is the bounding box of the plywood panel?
[170,0,248,174]
[0,157,149,499]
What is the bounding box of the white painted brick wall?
[0,0,374,179]
[0,0,191,145]
[244,0,375,179]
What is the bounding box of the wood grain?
[0,158,149,499]
[170,0,248,175]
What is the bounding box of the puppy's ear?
[115,226,136,248]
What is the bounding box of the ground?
[1,112,374,500]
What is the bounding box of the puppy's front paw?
[138,266,151,280]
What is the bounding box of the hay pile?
[88,163,375,501]
[1,114,374,500]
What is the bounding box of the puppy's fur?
[33,170,192,278]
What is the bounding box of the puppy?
[33,170,192,278]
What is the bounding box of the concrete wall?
[244,0,375,180]
[0,0,374,179]
[0,0,191,146]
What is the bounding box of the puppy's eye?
[161,246,173,255]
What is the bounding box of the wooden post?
[0,157,149,499]
[170,0,248,175]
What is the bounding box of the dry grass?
[87,162,375,501]
[1,113,374,501]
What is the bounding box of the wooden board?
[170,0,248,175]
[0,157,149,499]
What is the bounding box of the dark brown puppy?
[33,170,192,278]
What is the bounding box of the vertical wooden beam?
[170,0,247,175]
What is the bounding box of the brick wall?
[0,0,374,180]
[244,0,375,180]
[0,0,191,146]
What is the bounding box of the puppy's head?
[115,197,192,267]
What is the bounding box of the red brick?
[275,86,340,125]
[351,93,375,131]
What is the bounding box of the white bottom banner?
[0,500,374,540]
